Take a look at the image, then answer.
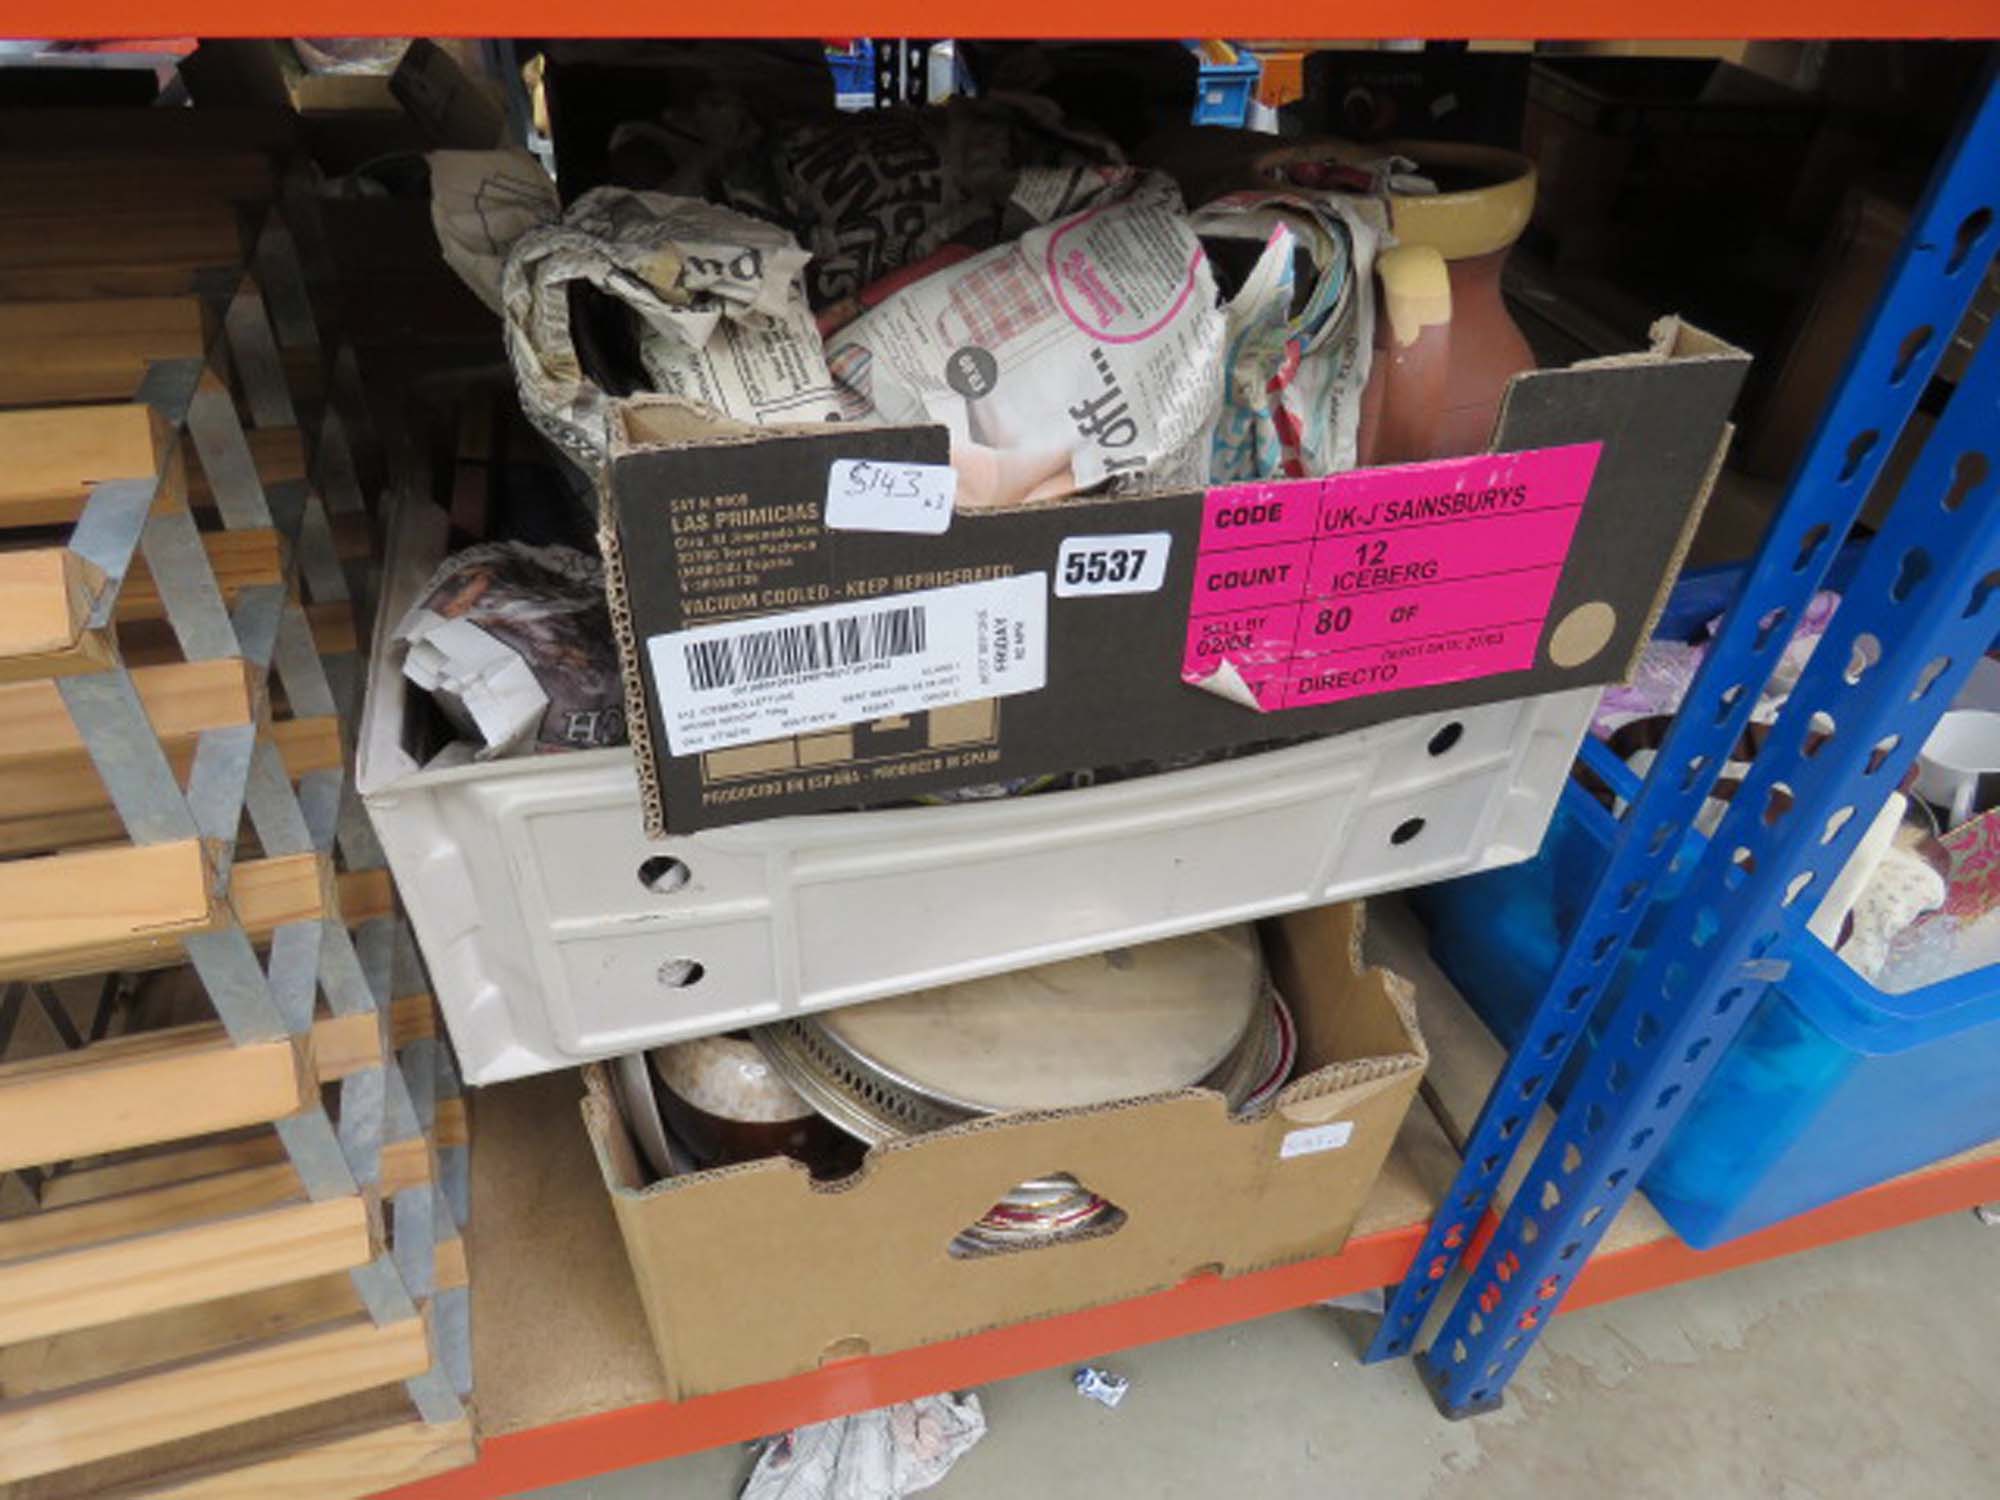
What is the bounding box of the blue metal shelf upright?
[1366,59,2000,1413]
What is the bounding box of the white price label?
[1054,532,1172,598]
[1279,1121,1354,1160]
[647,574,1046,756]
[825,458,956,535]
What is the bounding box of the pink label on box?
[1183,443,1603,711]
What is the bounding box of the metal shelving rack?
[1367,61,2000,1409]
[2,17,1999,1500]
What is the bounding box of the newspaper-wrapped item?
[501,187,840,473]
[826,170,1224,509]
[428,148,560,315]
[769,96,1123,309]
[1194,190,1383,482]
[394,541,626,760]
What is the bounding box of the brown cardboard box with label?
[581,901,1424,1400]
[604,322,1747,835]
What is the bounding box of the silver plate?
[755,981,1287,1148]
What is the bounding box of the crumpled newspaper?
[501,186,841,473]
[827,169,1223,508]
[428,148,560,315]
[393,540,625,759]
[768,96,1122,309]
[741,1393,986,1500]
[1193,189,1382,482]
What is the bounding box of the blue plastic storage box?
[1413,566,2000,1247]
[1189,43,1261,127]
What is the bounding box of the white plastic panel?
[360,496,1603,1083]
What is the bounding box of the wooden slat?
[5,855,388,982]
[0,549,112,680]
[0,154,275,213]
[254,991,436,1091]
[37,1136,289,1212]
[0,1167,303,1263]
[434,1098,469,1151]
[0,657,257,765]
[0,1196,373,1347]
[34,1027,440,1209]
[12,851,341,984]
[329,509,371,563]
[115,602,353,673]
[0,808,144,858]
[0,1268,354,1402]
[0,157,276,225]
[0,210,249,303]
[434,1236,470,1295]
[309,1014,382,1083]
[0,111,297,157]
[0,1248,460,1404]
[229,852,334,937]
[336,867,395,927]
[90,1416,475,1500]
[280,346,326,408]
[0,1026,310,1173]
[0,1313,432,1483]
[380,1135,436,1198]
[0,841,218,982]
[1,710,337,815]
[305,599,357,657]
[0,404,173,528]
[114,529,285,623]
[0,298,209,407]
[0,713,339,859]
[185,427,307,511]
[310,990,443,1081]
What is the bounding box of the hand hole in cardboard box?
[946,1174,1128,1259]
[819,1335,872,1366]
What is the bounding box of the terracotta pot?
[1367,141,1538,462]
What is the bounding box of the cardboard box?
[604,321,1747,834]
[582,901,1425,1400]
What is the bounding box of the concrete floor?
[529,1209,1998,1500]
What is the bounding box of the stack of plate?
[753,925,1297,1253]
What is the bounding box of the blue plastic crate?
[1189,43,1261,127]
[1414,702,2000,1249]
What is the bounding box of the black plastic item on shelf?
[1300,45,1531,148]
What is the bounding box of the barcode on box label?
[1279,1121,1354,1160]
[648,574,1048,757]
[682,606,929,691]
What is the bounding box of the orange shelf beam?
[11,6,2000,39]
[382,1218,1427,1500]
[1567,1145,2000,1313]
[379,1146,2000,1500]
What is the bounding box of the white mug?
[1914,707,2000,829]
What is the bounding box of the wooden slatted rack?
[0,109,473,1500]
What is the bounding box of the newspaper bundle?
[1194,189,1383,482]
[825,170,1226,508]
[501,186,841,472]
[394,541,626,760]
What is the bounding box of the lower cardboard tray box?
[580,901,1425,1400]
